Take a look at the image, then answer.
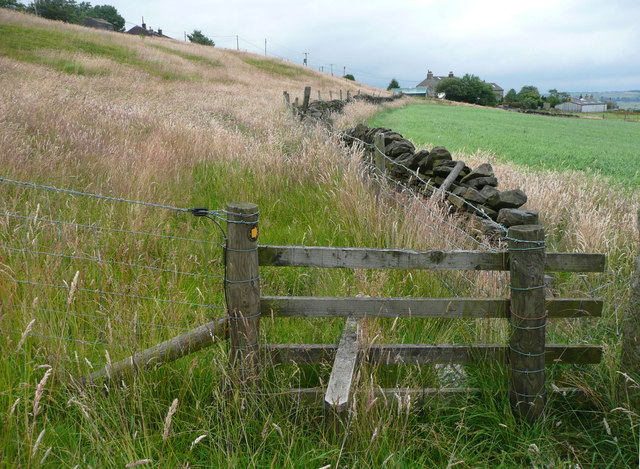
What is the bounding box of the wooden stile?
[226,202,261,385]
[508,224,546,421]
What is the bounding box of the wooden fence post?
[329,90,333,100]
[621,208,640,406]
[339,89,343,100]
[317,90,321,100]
[508,224,546,421]
[283,91,290,110]
[373,133,386,175]
[347,90,351,101]
[302,86,311,114]
[225,202,261,386]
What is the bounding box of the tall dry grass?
[1,8,638,468]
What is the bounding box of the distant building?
[417,70,504,101]
[489,82,504,100]
[83,17,114,31]
[555,98,607,113]
[125,21,171,38]
[389,87,428,97]
[416,70,455,96]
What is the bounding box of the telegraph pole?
[236,35,239,51]
[264,39,267,56]
[343,66,346,77]
[330,64,334,76]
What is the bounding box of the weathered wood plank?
[258,245,605,272]
[546,252,606,272]
[324,318,360,413]
[261,296,603,319]
[263,344,602,365]
[259,245,506,270]
[82,318,227,385]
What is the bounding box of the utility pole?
[303,52,309,67]
[330,64,334,76]
[343,66,346,77]
[265,38,267,56]
[184,31,187,42]
[236,35,239,51]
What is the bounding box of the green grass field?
[370,102,640,188]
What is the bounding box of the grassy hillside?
[1,9,639,468]
[370,102,640,188]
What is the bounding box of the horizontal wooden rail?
[260,296,603,319]
[284,386,589,406]
[258,245,605,272]
[264,343,602,365]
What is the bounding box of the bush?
[187,30,215,46]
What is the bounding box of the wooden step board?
[324,318,360,413]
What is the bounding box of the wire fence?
[1,178,237,372]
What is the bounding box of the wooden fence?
[85,201,606,423]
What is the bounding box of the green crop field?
[370,102,640,188]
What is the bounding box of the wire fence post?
[374,133,386,175]
[621,208,640,406]
[508,224,546,422]
[302,86,311,115]
[225,202,261,387]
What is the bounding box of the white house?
[555,98,607,113]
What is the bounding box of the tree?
[435,74,497,106]
[187,30,215,46]
[28,0,82,23]
[87,4,124,31]
[343,74,355,81]
[544,88,571,108]
[1,0,26,10]
[504,88,518,102]
[517,85,542,109]
[387,78,399,90]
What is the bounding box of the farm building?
[389,87,428,97]
[417,70,504,101]
[83,17,114,31]
[555,98,607,113]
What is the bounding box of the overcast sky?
[104,0,640,93]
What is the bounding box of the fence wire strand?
[2,212,223,246]
[0,245,224,280]
[9,278,224,310]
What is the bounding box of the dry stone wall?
[341,124,537,234]
[284,89,535,236]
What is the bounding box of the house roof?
[125,25,171,38]
[571,98,605,106]
[490,82,503,91]
[416,75,449,87]
[83,17,114,30]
